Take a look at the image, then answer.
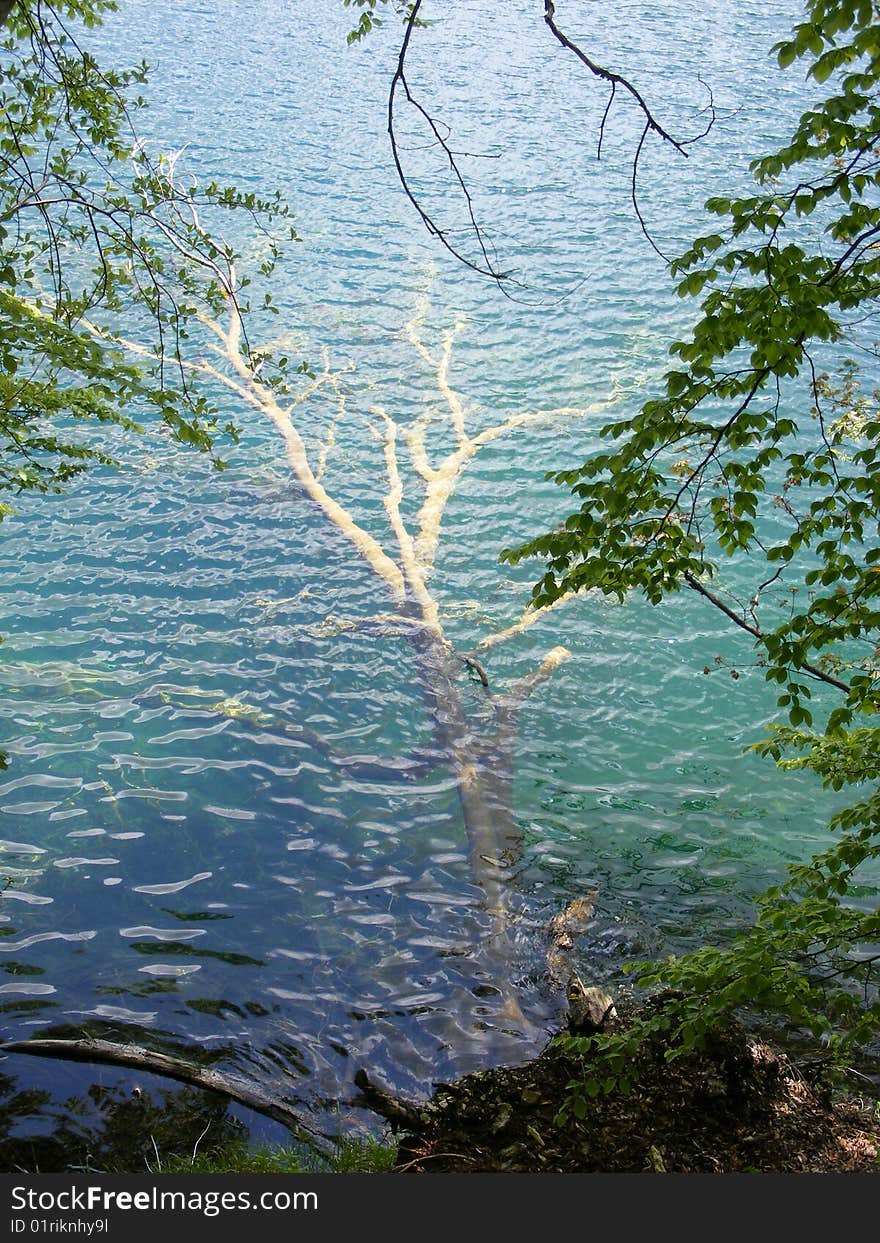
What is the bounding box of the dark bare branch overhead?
[542,0,716,260]
[385,0,715,281]
[543,0,688,156]
[388,0,512,286]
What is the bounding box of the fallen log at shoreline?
[0,1036,331,1155]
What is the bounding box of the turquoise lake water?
[0,0,861,1149]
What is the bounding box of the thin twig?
[683,571,850,692]
[388,0,510,285]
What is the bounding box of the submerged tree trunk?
[407,623,570,1019]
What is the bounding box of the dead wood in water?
[0,1037,331,1153]
[353,1069,431,1134]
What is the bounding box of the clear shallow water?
[0,0,857,1147]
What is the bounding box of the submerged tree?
[3,282,604,1126]
[338,0,880,1093]
[104,284,597,1014]
[15,0,878,1139]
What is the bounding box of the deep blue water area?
[0,1,862,1152]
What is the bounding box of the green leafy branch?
[503,0,880,1104]
[0,0,298,507]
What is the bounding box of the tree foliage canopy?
[497,0,880,1089]
[0,0,295,508]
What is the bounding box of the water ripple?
[138,964,202,978]
[0,931,96,951]
[0,983,57,996]
[132,873,213,895]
